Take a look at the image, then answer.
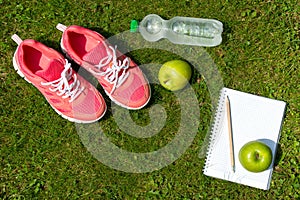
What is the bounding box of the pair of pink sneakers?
[12,23,151,123]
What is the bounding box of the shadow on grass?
[274,143,283,167]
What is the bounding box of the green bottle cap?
[130,20,139,32]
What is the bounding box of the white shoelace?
[41,59,85,102]
[88,45,130,94]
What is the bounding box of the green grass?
[0,0,299,199]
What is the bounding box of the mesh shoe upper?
[12,34,106,123]
[56,24,151,109]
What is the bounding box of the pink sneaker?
[56,23,151,110]
[11,34,106,123]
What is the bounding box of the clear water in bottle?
[172,21,219,39]
[130,14,223,47]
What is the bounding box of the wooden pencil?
[226,96,235,172]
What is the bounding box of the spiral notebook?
[203,87,286,190]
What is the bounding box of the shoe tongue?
[36,59,65,82]
[82,42,108,65]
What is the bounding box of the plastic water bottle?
[130,14,223,47]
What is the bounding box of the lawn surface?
[0,0,299,199]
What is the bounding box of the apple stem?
[255,152,260,160]
[164,79,170,84]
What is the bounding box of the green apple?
[158,60,192,91]
[238,140,273,173]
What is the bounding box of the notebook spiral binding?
[203,88,227,172]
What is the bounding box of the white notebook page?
[203,88,286,190]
